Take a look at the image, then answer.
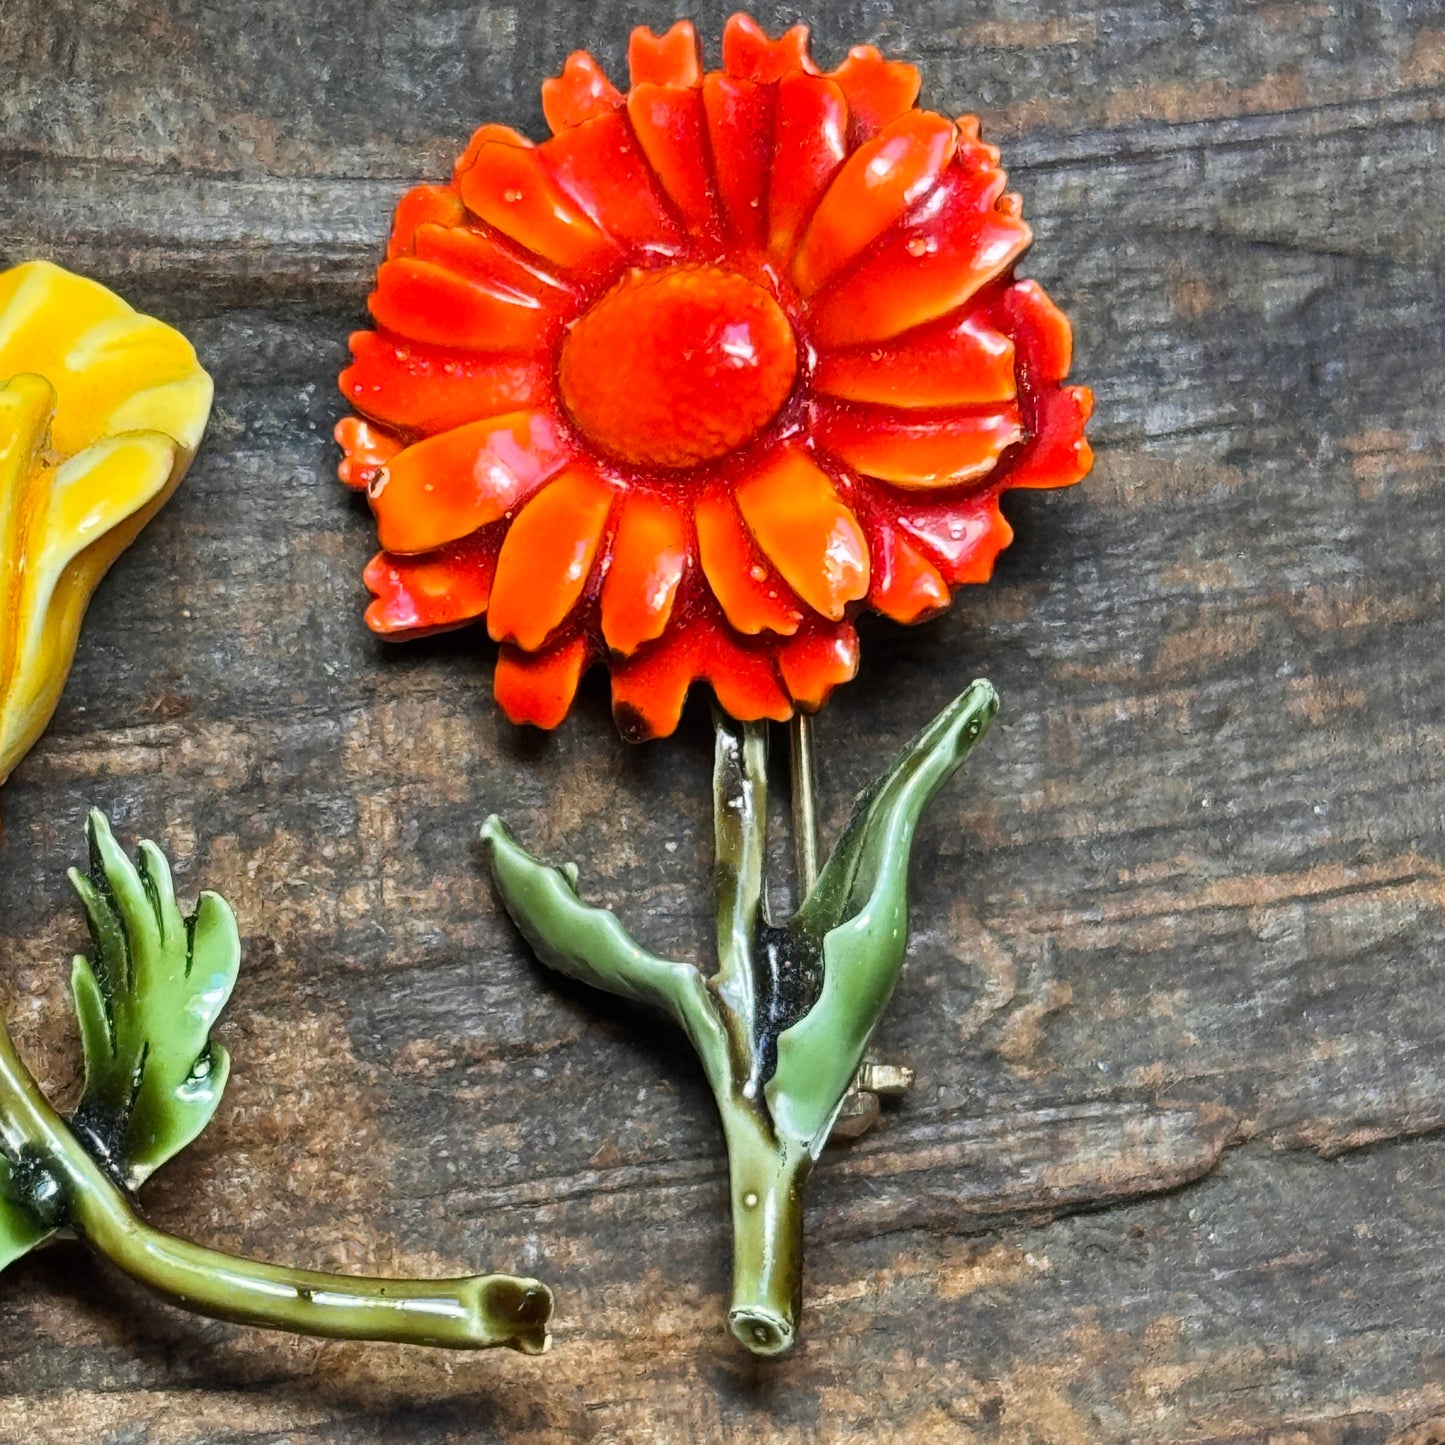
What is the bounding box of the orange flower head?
[337,14,1093,740]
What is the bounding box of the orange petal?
[487,468,614,649]
[865,518,950,622]
[369,411,571,553]
[1005,385,1094,491]
[816,404,1022,488]
[722,13,816,81]
[703,75,773,248]
[695,488,803,636]
[600,493,689,655]
[411,222,572,303]
[628,21,701,87]
[807,168,1032,348]
[703,630,792,723]
[542,51,622,134]
[494,636,589,730]
[458,138,618,275]
[791,111,956,296]
[544,110,681,250]
[335,416,401,490]
[342,332,550,436]
[454,123,534,182]
[363,536,497,639]
[734,449,869,620]
[387,185,468,260]
[767,73,848,265]
[627,83,717,233]
[830,46,921,138]
[812,311,1017,408]
[369,258,557,352]
[1003,278,1074,383]
[895,494,1015,584]
[778,625,860,709]
[611,635,695,741]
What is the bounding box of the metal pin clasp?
[829,1059,916,1140]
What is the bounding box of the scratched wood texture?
[1,1,1443,1440]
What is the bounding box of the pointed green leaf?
[768,681,999,1153]
[68,811,240,1188]
[0,1158,52,1273]
[69,956,112,1090]
[481,815,734,1096]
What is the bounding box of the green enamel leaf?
[481,815,734,1096]
[0,1157,52,1273]
[768,681,999,1154]
[67,810,239,1189]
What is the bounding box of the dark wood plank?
[1,0,1443,1438]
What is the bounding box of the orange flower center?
[559,265,798,470]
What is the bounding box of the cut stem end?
[728,1305,795,1357]
[471,1275,555,1354]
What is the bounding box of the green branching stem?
[0,811,552,1351]
[481,680,1000,1358]
[485,804,805,1356]
[0,1010,551,1351]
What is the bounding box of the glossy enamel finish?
[0,813,554,1353]
[337,14,1093,738]
[0,261,213,785]
[482,681,999,1353]
[558,265,798,469]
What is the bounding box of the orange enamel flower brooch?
[336,13,1091,741]
[338,13,1092,1356]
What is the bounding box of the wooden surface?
[2,1,1443,1440]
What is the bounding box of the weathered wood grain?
[1,0,1443,1439]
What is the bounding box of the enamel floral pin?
[338,14,1092,1355]
[0,260,552,1354]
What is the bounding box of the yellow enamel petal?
[45,432,179,561]
[107,372,215,448]
[0,261,211,454]
[1,429,178,776]
[0,375,58,748]
[0,261,212,785]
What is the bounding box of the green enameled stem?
[715,714,809,1356]
[0,1017,550,1351]
[720,1102,810,1357]
[483,684,1001,1357]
